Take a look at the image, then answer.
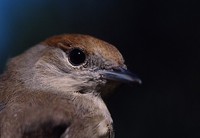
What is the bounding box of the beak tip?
[129,77,142,84]
[137,79,142,85]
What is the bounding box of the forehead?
[43,34,125,66]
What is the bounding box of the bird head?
[8,34,141,96]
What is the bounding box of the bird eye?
[68,48,86,66]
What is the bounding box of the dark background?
[1,0,200,137]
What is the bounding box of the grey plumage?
[0,34,140,138]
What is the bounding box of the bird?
[0,34,141,138]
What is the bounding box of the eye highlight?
[68,48,86,66]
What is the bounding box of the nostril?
[23,121,69,138]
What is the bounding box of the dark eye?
[68,48,86,66]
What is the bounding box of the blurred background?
[1,0,200,137]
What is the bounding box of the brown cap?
[43,34,125,66]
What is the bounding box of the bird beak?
[100,67,142,84]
